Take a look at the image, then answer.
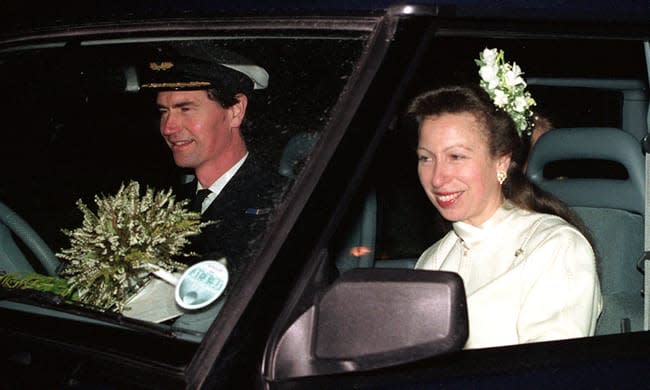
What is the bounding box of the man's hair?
[206,88,239,108]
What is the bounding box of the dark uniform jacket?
[176,155,283,274]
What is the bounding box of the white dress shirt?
[415,201,603,349]
[196,153,248,214]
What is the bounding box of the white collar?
[196,153,248,212]
[452,200,517,247]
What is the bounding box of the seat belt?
[643,41,650,330]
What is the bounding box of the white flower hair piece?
[475,48,536,137]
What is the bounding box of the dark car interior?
[0,6,649,387]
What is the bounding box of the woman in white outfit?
[408,83,602,349]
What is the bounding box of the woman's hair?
[407,85,595,247]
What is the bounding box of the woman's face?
[417,112,510,226]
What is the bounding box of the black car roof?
[1,0,649,35]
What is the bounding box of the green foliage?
[0,271,76,300]
[57,181,209,312]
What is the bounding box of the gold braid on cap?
[149,62,174,71]
[141,81,211,89]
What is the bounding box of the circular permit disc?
[175,260,229,310]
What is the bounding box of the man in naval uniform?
[141,46,282,275]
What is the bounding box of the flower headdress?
[475,48,536,137]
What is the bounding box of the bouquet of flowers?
[475,48,536,137]
[57,181,208,312]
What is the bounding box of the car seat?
[278,132,376,272]
[526,127,645,335]
[0,200,60,276]
[278,132,320,179]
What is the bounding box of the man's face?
[157,90,242,172]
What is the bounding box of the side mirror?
[266,268,468,380]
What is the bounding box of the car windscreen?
[0,32,368,343]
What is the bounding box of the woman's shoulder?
[512,206,592,253]
[510,204,579,233]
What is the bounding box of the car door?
[261,6,650,389]
[0,11,387,389]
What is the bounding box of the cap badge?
[149,61,174,71]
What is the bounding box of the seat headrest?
[278,132,319,178]
[526,127,644,215]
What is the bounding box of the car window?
[375,35,647,263]
[0,32,369,343]
[335,34,647,265]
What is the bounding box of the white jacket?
[415,201,603,349]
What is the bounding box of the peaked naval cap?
[140,45,268,96]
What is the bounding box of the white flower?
[514,96,528,112]
[493,89,508,107]
[481,48,499,66]
[505,65,525,87]
[479,65,499,89]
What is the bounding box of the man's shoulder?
[236,154,285,190]
[216,153,286,207]
[242,153,282,177]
